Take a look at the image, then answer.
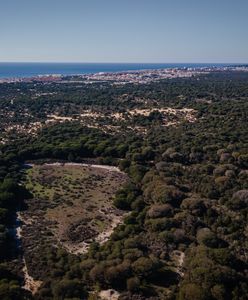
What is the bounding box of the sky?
[0,0,247,63]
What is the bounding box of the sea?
[0,62,233,79]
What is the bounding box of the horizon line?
[0,61,247,65]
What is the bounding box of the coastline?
[0,62,241,81]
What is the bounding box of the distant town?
[1,65,248,85]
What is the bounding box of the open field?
[19,163,128,281]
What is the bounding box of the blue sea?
[0,62,232,79]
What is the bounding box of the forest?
[0,71,247,299]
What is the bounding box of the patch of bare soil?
[99,289,120,300]
[170,250,185,277]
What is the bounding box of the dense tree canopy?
[0,71,247,299]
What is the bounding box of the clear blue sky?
[0,0,247,63]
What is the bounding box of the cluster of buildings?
[80,68,206,85]
[0,66,248,85]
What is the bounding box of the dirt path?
[15,212,43,294]
[22,260,42,294]
[44,162,123,173]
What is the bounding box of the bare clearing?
[18,163,128,282]
[24,163,128,254]
[98,289,120,300]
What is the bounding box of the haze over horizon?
[1,0,248,63]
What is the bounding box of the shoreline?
[1,63,246,82]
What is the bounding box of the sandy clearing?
[99,289,120,300]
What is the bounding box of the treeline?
[1,122,155,170]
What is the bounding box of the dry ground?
[24,163,128,254]
[18,163,128,283]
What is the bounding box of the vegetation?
[0,71,247,299]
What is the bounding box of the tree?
[52,279,87,299]
[127,277,140,293]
